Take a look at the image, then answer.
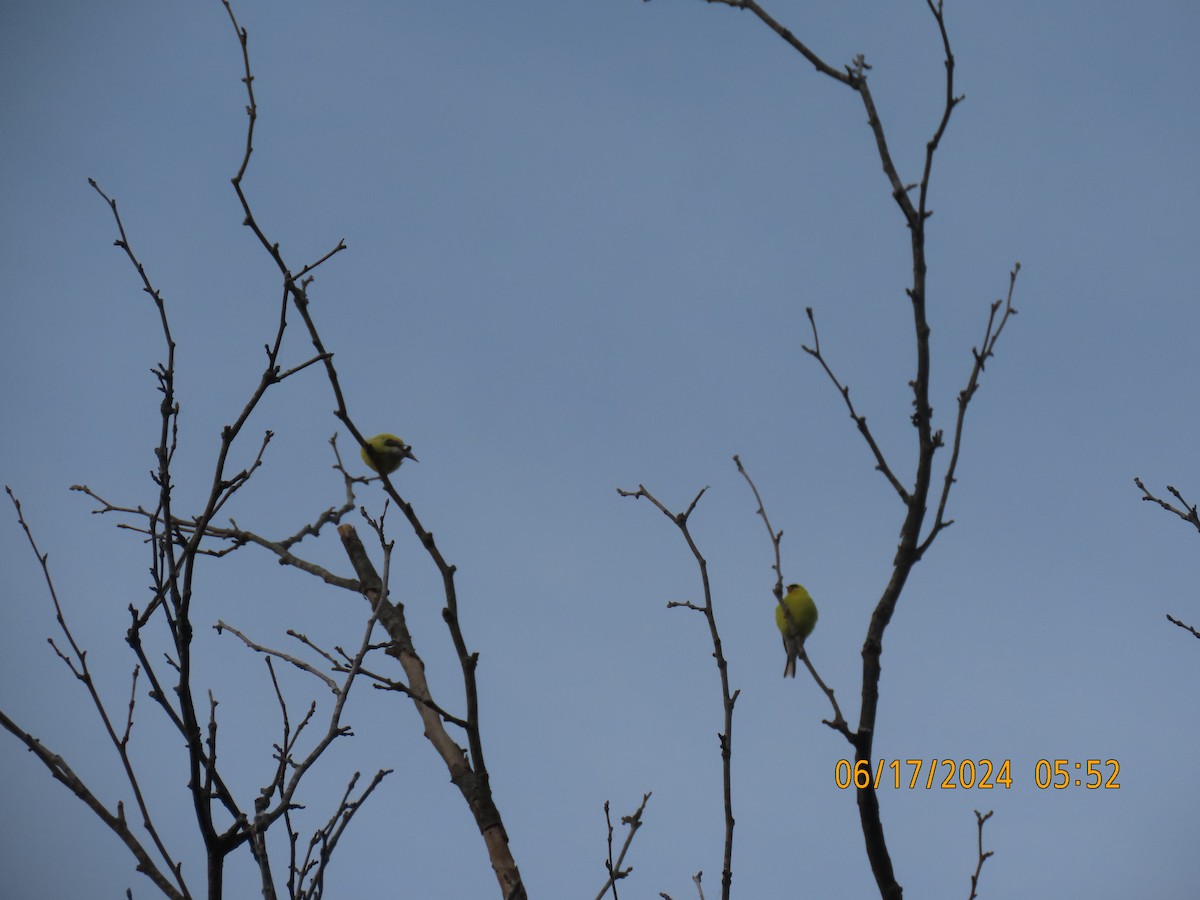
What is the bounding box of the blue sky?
[2,1,1199,897]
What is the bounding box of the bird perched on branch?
[361,433,418,475]
[776,583,819,678]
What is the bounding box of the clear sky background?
[2,1,1199,897]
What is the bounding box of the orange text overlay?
[833,758,1121,790]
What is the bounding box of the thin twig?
[593,793,652,900]
[966,809,994,900]
[3,488,190,898]
[1134,478,1200,533]
[919,263,1020,556]
[731,459,851,738]
[617,484,737,900]
[1166,614,1200,640]
[802,309,909,503]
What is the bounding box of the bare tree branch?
[1134,478,1200,639]
[3,488,190,898]
[1134,478,1200,532]
[334,522,524,897]
[919,263,1020,556]
[1166,614,1200,640]
[594,793,653,900]
[617,485,737,900]
[732,458,851,738]
[966,809,994,900]
[799,314,909,503]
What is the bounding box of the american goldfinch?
[361,433,418,475]
[775,583,818,678]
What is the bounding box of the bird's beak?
[405,447,418,463]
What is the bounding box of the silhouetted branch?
[920,263,1021,556]
[3,488,189,898]
[732,459,850,738]
[801,310,909,503]
[1135,478,1200,533]
[966,809,994,900]
[594,793,653,900]
[617,484,736,900]
[1166,614,1200,640]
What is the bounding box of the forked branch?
[616,485,737,900]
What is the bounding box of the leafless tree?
[3,3,523,897]
[619,3,1016,899]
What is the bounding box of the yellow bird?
[361,433,418,475]
[775,583,818,678]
